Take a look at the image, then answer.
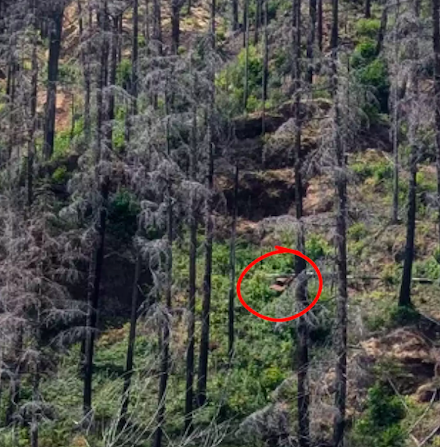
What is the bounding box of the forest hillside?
[0,0,440,446]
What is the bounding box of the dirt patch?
[219,169,296,221]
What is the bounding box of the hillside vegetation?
[0,0,440,446]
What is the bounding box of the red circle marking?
[236,245,323,322]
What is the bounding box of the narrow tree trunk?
[293,0,310,443]
[399,0,420,307]
[365,0,371,18]
[243,0,250,112]
[185,73,198,432]
[228,165,239,365]
[232,0,239,31]
[433,0,440,245]
[242,0,248,47]
[83,4,109,419]
[375,4,388,56]
[77,0,92,147]
[330,0,348,444]
[119,253,141,427]
[6,60,16,162]
[153,0,163,55]
[28,1,38,208]
[306,0,317,84]
[153,96,173,447]
[317,0,323,53]
[391,12,399,224]
[30,358,40,447]
[105,15,118,150]
[254,0,262,44]
[117,15,123,63]
[399,147,417,307]
[43,6,64,160]
[171,0,181,54]
[197,0,216,407]
[83,183,108,419]
[144,0,151,45]
[261,0,269,137]
[125,0,139,145]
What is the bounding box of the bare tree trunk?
[30,355,40,447]
[83,3,109,420]
[242,0,248,47]
[125,0,139,145]
[293,0,309,443]
[399,141,417,307]
[119,253,141,427]
[106,15,118,151]
[433,0,440,245]
[228,165,238,365]
[144,0,151,44]
[399,0,420,307]
[78,0,92,147]
[365,0,371,18]
[232,0,239,31]
[391,4,399,224]
[153,0,163,55]
[43,5,64,160]
[261,0,269,137]
[197,0,216,407]
[317,0,323,53]
[27,0,38,208]
[185,72,198,432]
[6,59,17,163]
[254,0,261,44]
[153,95,173,447]
[376,4,388,56]
[83,183,108,419]
[330,0,348,444]
[171,0,181,54]
[243,0,250,112]
[306,0,316,84]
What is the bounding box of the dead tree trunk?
[330,0,348,444]
[43,4,64,160]
[433,0,440,245]
[261,0,269,137]
[119,253,141,427]
[83,3,110,420]
[185,70,198,432]
[228,165,239,365]
[306,0,316,84]
[153,95,174,447]
[197,0,216,408]
[293,0,310,444]
[399,0,420,307]
[232,0,239,30]
[28,0,38,208]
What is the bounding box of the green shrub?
[389,304,420,327]
[351,158,393,186]
[355,18,381,40]
[107,189,141,241]
[357,58,390,115]
[351,39,390,119]
[351,383,406,447]
[413,258,440,280]
[306,234,331,260]
[117,59,132,88]
[216,45,263,114]
[351,40,378,68]
[349,222,368,242]
[52,166,68,184]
